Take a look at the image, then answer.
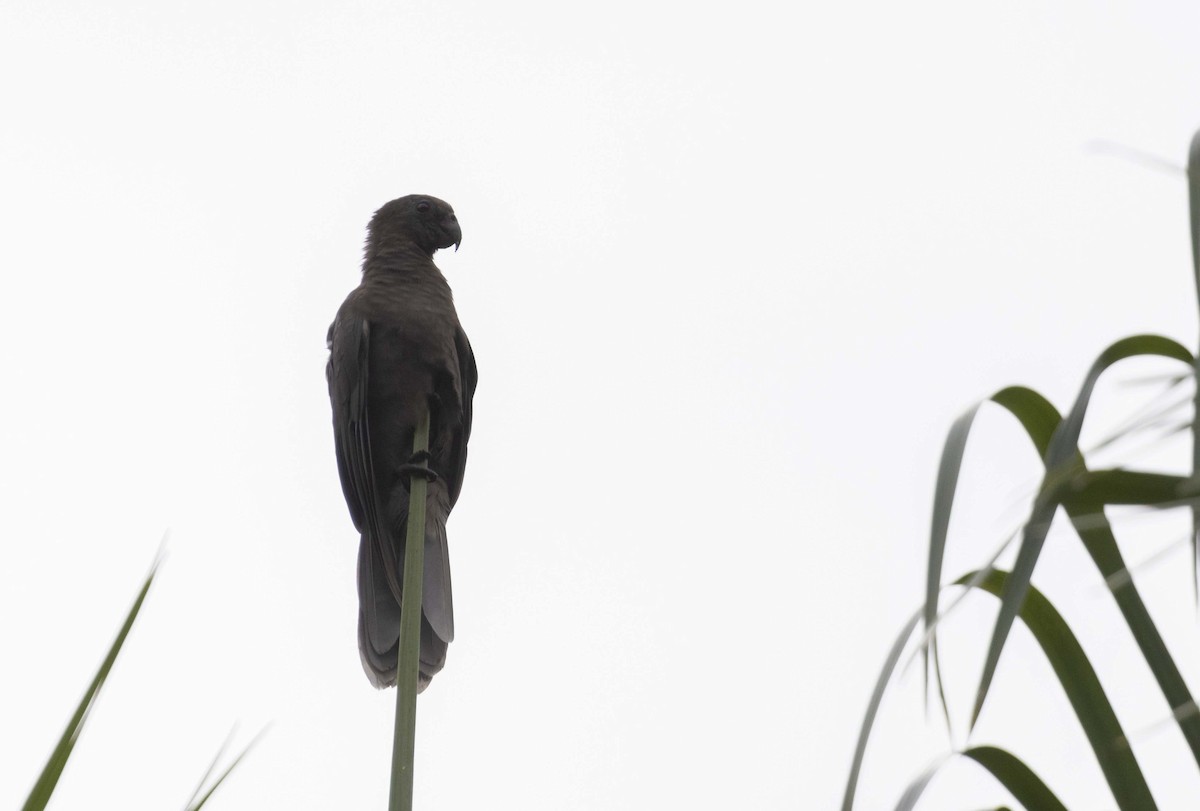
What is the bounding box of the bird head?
[367,194,462,257]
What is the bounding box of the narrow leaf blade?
[893,746,1068,811]
[185,727,267,811]
[924,386,1060,725]
[841,609,923,811]
[963,746,1069,811]
[22,561,159,811]
[972,337,1192,729]
[959,569,1156,810]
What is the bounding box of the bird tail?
[357,492,454,691]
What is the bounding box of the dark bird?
[326,195,477,690]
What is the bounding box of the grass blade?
[917,381,1200,765]
[892,754,950,811]
[1188,131,1200,600]
[923,386,1059,724]
[847,570,1150,810]
[962,746,1069,811]
[958,569,1155,810]
[184,727,267,811]
[972,336,1192,729]
[22,560,159,811]
[989,386,1061,456]
[988,389,1200,764]
[1046,337,1191,473]
[1063,495,1200,767]
[925,404,981,716]
[894,746,1068,811]
[841,609,923,811]
[1070,470,1193,507]
[182,726,235,809]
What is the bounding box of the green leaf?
[1062,496,1200,768]
[1068,470,1194,508]
[22,560,159,811]
[893,746,1068,811]
[1187,131,1200,601]
[962,746,1068,811]
[924,404,981,720]
[1047,336,1192,471]
[1187,128,1200,296]
[923,386,1059,723]
[989,386,1061,457]
[184,726,267,811]
[958,569,1155,810]
[844,560,1174,810]
[918,376,1200,771]
[841,609,923,811]
[972,336,1192,729]
[892,753,949,811]
[889,570,1149,810]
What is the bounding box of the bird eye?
[416,201,431,213]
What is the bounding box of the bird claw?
[398,451,439,485]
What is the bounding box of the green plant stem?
[1187,131,1200,596]
[389,407,430,811]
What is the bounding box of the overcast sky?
[4,1,1200,809]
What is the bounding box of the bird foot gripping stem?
[398,450,440,486]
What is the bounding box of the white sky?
[4,1,1200,808]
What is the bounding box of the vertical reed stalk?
[1188,132,1200,595]
[389,407,430,811]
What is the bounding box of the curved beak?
[445,215,462,252]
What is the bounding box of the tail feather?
[418,615,448,688]
[422,501,455,643]
[356,492,454,690]
[357,605,446,692]
[357,533,401,687]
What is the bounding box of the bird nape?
[326,194,477,691]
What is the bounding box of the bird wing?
[447,325,478,507]
[327,316,386,549]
